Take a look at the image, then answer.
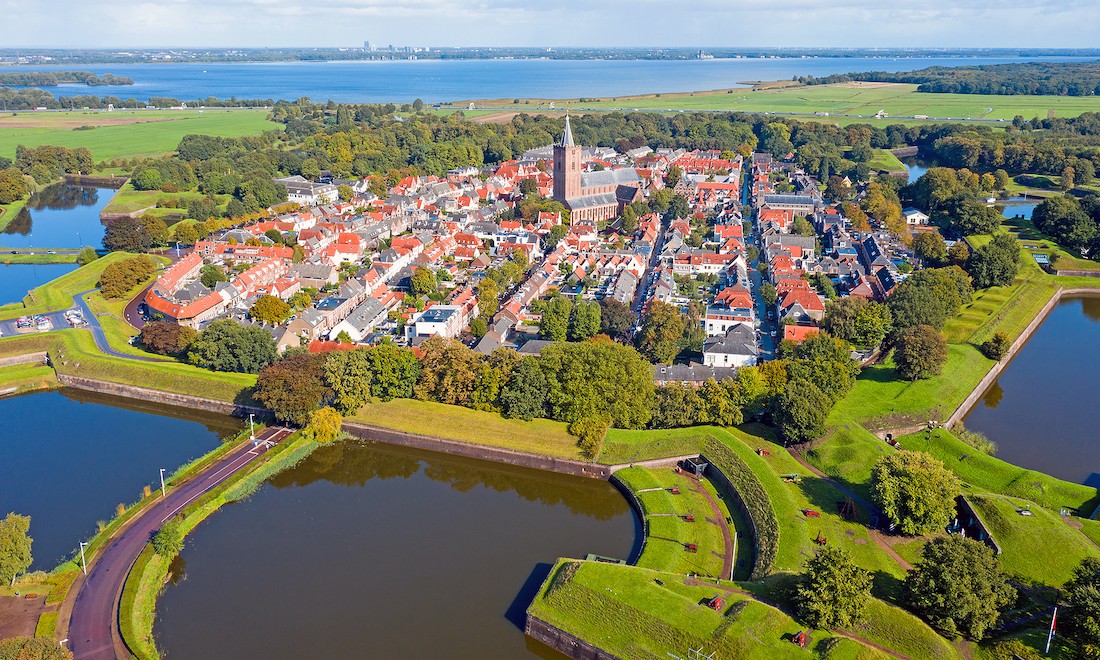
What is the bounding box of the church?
[552,116,643,223]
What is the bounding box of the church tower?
[552,115,581,203]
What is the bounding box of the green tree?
[174,222,200,245]
[470,317,488,338]
[570,415,610,459]
[250,295,292,325]
[363,342,420,401]
[152,521,183,557]
[893,325,948,381]
[500,357,550,421]
[947,240,971,267]
[0,513,32,586]
[637,300,686,364]
[323,349,374,413]
[599,298,634,339]
[699,378,743,427]
[651,383,709,429]
[967,233,1020,289]
[569,300,601,341]
[903,535,1015,640]
[337,184,353,201]
[823,297,893,349]
[97,255,155,299]
[981,332,1012,361]
[199,263,226,288]
[761,282,777,307]
[186,319,278,373]
[888,266,972,332]
[911,232,947,265]
[544,223,569,249]
[306,407,343,443]
[794,546,873,628]
[791,215,815,237]
[540,340,655,429]
[255,353,329,425]
[76,246,99,266]
[871,450,961,535]
[0,168,29,204]
[477,277,500,318]
[540,296,573,341]
[410,266,437,296]
[1064,557,1100,659]
[772,379,831,444]
[138,321,197,356]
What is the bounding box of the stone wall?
[56,374,267,419]
[0,352,47,368]
[341,422,608,479]
[65,174,127,189]
[525,616,622,660]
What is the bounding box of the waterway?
[1,183,115,249]
[155,439,638,658]
[0,262,78,306]
[0,390,240,570]
[964,296,1100,486]
[0,57,1092,104]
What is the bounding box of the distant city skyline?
[3,0,1099,50]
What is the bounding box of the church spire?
[561,114,575,147]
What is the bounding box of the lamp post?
[159,468,167,498]
[79,542,88,575]
[249,413,256,445]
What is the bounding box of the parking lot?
[0,307,87,338]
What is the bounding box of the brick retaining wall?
[525,616,622,660]
[0,352,47,368]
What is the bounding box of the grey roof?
[342,298,386,331]
[567,192,618,210]
[290,263,336,279]
[703,324,758,357]
[561,116,575,147]
[762,194,817,207]
[517,339,555,356]
[653,363,739,383]
[580,168,640,189]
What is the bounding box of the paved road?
[67,426,292,660]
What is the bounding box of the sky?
[3,0,1099,49]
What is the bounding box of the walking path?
[67,427,292,660]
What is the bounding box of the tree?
[104,215,162,253]
[539,340,655,429]
[569,300,601,341]
[993,169,1012,190]
[0,168,29,204]
[893,325,948,381]
[637,300,686,364]
[823,297,893,349]
[903,535,1015,640]
[0,636,72,659]
[967,233,1020,289]
[772,379,831,444]
[570,415,610,459]
[947,240,971,267]
[76,246,99,266]
[199,263,226,288]
[410,266,437,296]
[323,349,374,413]
[888,266,972,332]
[174,222,200,245]
[665,165,682,188]
[250,295,292,325]
[255,353,329,425]
[980,332,1011,361]
[363,342,420,401]
[540,296,573,341]
[599,298,634,339]
[306,407,343,443]
[470,317,487,338]
[477,277,500,319]
[0,513,32,586]
[911,232,947,265]
[500,357,549,421]
[1064,557,1100,659]
[651,383,709,429]
[791,215,814,237]
[97,255,156,299]
[139,321,197,356]
[186,319,278,373]
[152,521,183,557]
[794,546,873,629]
[544,223,569,249]
[871,451,960,535]
[761,282,777,307]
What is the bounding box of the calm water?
[0,263,78,305]
[0,57,1091,104]
[964,296,1100,485]
[155,439,638,658]
[0,390,240,570]
[1,184,114,249]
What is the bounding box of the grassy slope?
[0,362,58,394]
[101,182,231,218]
[348,397,581,459]
[468,82,1100,120]
[868,149,907,174]
[0,109,279,161]
[0,198,28,232]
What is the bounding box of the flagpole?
[1045,606,1057,654]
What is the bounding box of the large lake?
[964,296,1100,486]
[1,183,114,249]
[155,439,638,658]
[0,390,240,570]
[1,57,1093,104]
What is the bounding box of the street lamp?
[159,468,167,498]
[249,413,255,445]
[79,542,88,575]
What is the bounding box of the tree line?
[796,61,1100,96]
[0,71,133,87]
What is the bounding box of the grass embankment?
[119,432,318,659]
[0,109,281,161]
[464,82,1100,121]
[0,363,59,395]
[868,149,907,174]
[0,198,27,233]
[614,467,735,578]
[348,397,581,459]
[0,253,80,264]
[0,252,169,320]
[100,182,231,221]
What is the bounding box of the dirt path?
[686,474,735,580]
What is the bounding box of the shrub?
[953,425,998,455]
[701,438,778,579]
[97,255,156,299]
[569,416,609,459]
[981,332,1012,361]
[151,521,183,558]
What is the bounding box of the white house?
[702,323,758,368]
[902,207,930,225]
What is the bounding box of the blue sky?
[3,0,1099,49]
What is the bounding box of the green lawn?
[0,362,58,394]
[100,182,230,219]
[0,198,27,232]
[0,109,280,161]
[0,252,79,265]
[348,397,582,459]
[467,82,1100,121]
[868,149,907,174]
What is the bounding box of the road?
[67,426,292,660]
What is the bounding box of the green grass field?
[348,397,582,458]
[466,82,1100,121]
[868,149,907,174]
[0,109,280,161]
[100,182,230,219]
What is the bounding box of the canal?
[0,262,79,306]
[964,295,1100,487]
[0,389,240,570]
[1,183,115,249]
[154,439,639,658]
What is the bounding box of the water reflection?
[980,381,1003,409]
[1,183,114,248]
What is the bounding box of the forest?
[796,61,1100,96]
[0,71,133,87]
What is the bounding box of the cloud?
[3,0,1099,48]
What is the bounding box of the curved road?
[68,427,292,660]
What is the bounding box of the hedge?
[701,437,779,579]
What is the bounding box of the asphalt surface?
[67,426,292,660]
